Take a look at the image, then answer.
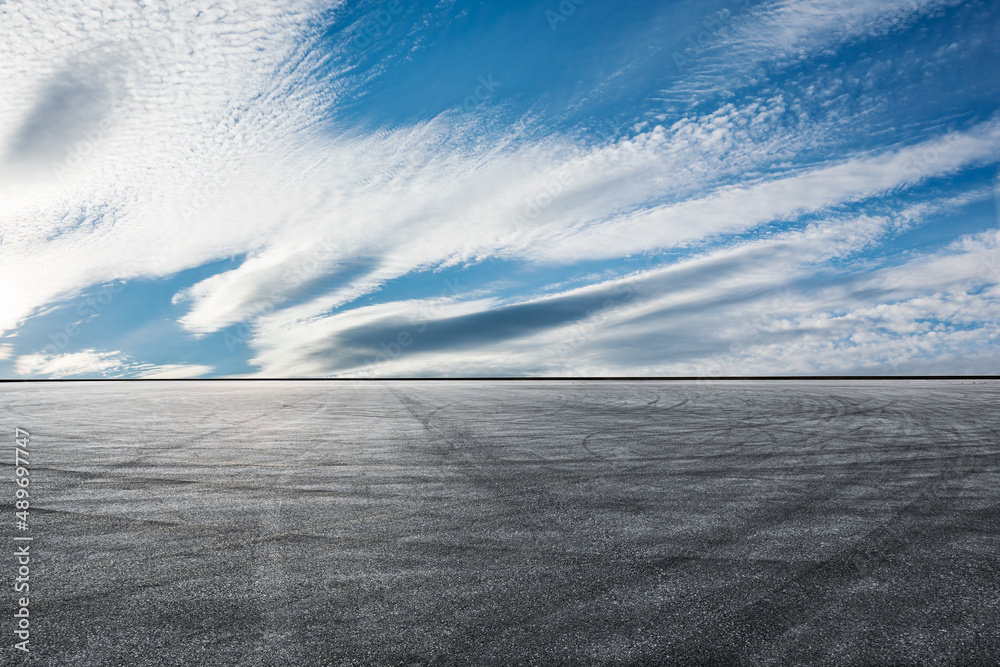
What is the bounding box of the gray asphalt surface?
[2,380,999,666]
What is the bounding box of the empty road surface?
[1,380,998,665]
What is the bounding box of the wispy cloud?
[666,0,963,98]
[1,0,997,377]
[14,349,128,377]
[13,348,215,379]
[172,110,1000,343]
[0,0,336,334]
[135,364,215,380]
[235,186,999,377]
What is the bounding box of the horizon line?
[1,375,999,383]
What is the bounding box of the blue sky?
[1,0,999,378]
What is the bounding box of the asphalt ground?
[1,380,998,666]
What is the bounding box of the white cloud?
[526,120,1000,262]
[15,349,128,377]
[668,0,964,98]
[235,211,881,376]
[169,101,800,334]
[233,193,1000,377]
[0,0,339,335]
[13,350,215,379]
[171,112,1000,341]
[189,116,999,378]
[135,364,214,379]
[544,227,1000,377]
